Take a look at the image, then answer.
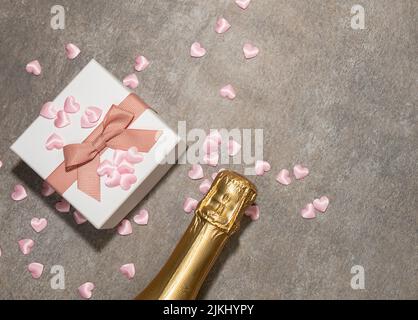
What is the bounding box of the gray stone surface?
[0,0,416,299]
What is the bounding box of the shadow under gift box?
[11,59,186,229]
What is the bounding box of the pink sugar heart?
[117,219,132,236]
[202,136,219,154]
[228,139,241,156]
[215,17,231,34]
[255,160,271,176]
[113,150,128,166]
[235,0,251,10]
[117,159,135,174]
[123,73,139,89]
[41,181,55,197]
[105,170,121,188]
[55,199,70,213]
[64,96,80,113]
[199,179,212,194]
[11,184,27,201]
[54,110,70,128]
[120,174,137,190]
[133,209,149,225]
[313,196,329,213]
[243,43,259,59]
[40,102,58,119]
[293,164,309,180]
[211,168,225,180]
[245,205,260,221]
[25,60,41,76]
[73,210,87,225]
[85,106,102,123]
[203,152,219,167]
[28,262,44,279]
[208,130,222,144]
[97,159,115,177]
[65,43,81,60]
[183,197,198,214]
[0,160,2,169]
[134,55,150,72]
[80,113,96,128]
[190,42,206,58]
[120,263,136,280]
[30,218,48,233]
[220,84,236,100]
[126,147,143,164]
[301,203,316,219]
[276,169,292,185]
[188,164,204,180]
[78,282,95,299]
[45,133,64,150]
[18,239,34,255]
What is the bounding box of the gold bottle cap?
[195,170,257,234]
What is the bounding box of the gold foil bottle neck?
[196,170,257,234]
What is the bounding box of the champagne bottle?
[136,170,257,300]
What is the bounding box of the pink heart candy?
[220,84,236,100]
[243,43,259,59]
[120,263,136,280]
[293,164,309,180]
[123,73,139,89]
[276,169,291,185]
[80,113,96,128]
[105,170,121,188]
[133,209,149,225]
[117,219,132,236]
[245,205,260,221]
[117,159,135,174]
[65,43,81,60]
[215,17,231,34]
[301,203,316,219]
[54,110,71,128]
[11,184,27,201]
[126,147,143,164]
[73,210,87,225]
[134,55,150,72]
[255,160,271,176]
[55,199,70,213]
[0,160,3,169]
[45,133,64,150]
[28,262,44,279]
[228,139,241,156]
[78,282,95,299]
[202,136,219,154]
[41,181,55,197]
[113,150,127,166]
[190,42,206,58]
[203,152,219,167]
[85,106,102,123]
[18,239,34,255]
[199,179,212,194]
[30,218,48,233]
[64,96,80,113]
[26,60,41,76]
[183,197,198,214]
[235,0,251,10]
[313,196,329,213]
[208,130,222,144]
[40,102,58,119]
[120,174,137,190]
[188,164,204,180]
[97,160,115,177]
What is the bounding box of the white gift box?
[11,59,185,229]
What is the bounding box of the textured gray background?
[0,0,416,299]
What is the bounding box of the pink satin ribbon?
[47,94,160,201]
